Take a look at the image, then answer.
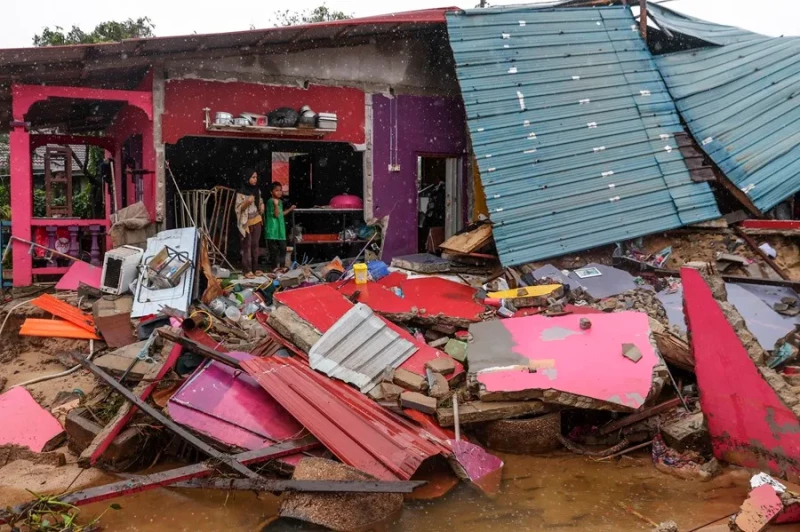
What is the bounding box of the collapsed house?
[1,2,800,531]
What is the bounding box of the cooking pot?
[329,194,363,209]
[214,112,233,125]
[232,117,252,126]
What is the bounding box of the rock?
[444,339,468,363]
[661,412,711,455]
[425,357,456,376]
[393,368,428,393]
[579,318,592,330]
[400,391,437,414]
[428,373,449,399]
[280,458,403,532]
[653,521,679,532]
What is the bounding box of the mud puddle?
[5,451,792,532]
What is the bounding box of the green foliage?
[0,181,9,220]
[273,3,352,26]
[2,489,122,531]
[33,17,155,46]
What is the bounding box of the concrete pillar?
[9,127,32,286]
[152,66,166,230]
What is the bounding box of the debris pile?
[4,207,800,531]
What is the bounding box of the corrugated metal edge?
[20,318,101,340]
[309,303,417,393]
[31,294,95,333]
[241,356,448,481]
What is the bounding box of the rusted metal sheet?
[682,267,800,481]
[30,294,95,333]
[20,318,101,340]
[241,356,450,481]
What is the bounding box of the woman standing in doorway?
[235,169,265,279]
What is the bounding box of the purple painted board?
[469,312,660,410]
[168,351,304,450]
[372,95,467,261]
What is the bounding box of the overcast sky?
[1,0,797,48]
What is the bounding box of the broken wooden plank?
[440,224,493,254]
[78,337,181,467]
[437,400,552,427]
[157,328,243,369]
[733,227,790,281]
[69,350,261,480]
[598,398,682,436]
[167,477,425,493]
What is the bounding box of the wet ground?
[5,450,793,532]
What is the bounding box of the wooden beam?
[639,0,647,41]
[716,173,764,218]
[733,227,791,281]
[156,329,243,369]
[155,477,424,494]
[69,351,261,480]
[66,438,318,506]
[598,398,682,435]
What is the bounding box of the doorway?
[417,155,463,252]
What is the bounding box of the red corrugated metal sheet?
[241,356,450,481]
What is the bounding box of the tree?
[33,17,155,46]
[273,3,352,26]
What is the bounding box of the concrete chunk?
[437,400,552,427]
[425,357,456,376]
[380,382,404,403]
[428,373,449,399]
[401,391,437,414]
[661,412,711,455]
[393,368,428,393]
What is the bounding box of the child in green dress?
[265,182,295,271]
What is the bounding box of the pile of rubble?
[3,219,800,531]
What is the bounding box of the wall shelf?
[205,124,331,137]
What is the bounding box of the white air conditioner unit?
[101,245,144,295]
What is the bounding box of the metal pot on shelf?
[214,112,233,125]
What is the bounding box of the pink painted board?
[734,484,783,532]
[168,352,305,447]
[472,312,659,410]
[55,261,103,291]
[274,284,464,380]
[682,267,800,481]
[0,387,64,452]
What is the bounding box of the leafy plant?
[33,18,155,46]
[3,490,121,531]
[273,3,352,26]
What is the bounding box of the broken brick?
[393,368,428,393]
[432,324,457,335]
[622,343,643,363]
[400,391,437,414]
[661,412,711,455]
[428,373,449,399]
[380,382,404,403]
[425,357,456,376]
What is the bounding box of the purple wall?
[372,94,467,261]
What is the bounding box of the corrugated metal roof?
[655,37,800,212]
[446,6,720,266]
[241,355,450,480]
[309,303,417,393]
[647,3,763,46]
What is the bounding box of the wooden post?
[639,0,647,42]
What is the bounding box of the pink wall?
[106,105,156,218]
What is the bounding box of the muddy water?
[39,451,780,532]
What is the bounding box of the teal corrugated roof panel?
[446,6,720,266]
[647,3,763,46]
[656,37,800,212]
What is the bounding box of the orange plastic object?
[30,294,95,333]
[20,318,101,340]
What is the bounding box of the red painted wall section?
[162,79,365,145]
[682,267,800,481]
[105,105,156,218]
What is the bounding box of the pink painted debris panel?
[55,261,103,291]
[0,387,64,452]
[682,267,800,481]
[470,312,659,409]
[275,284,464,380]
[168,351,305,450]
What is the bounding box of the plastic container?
[225,306,242,321]
[353,263,368,285]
